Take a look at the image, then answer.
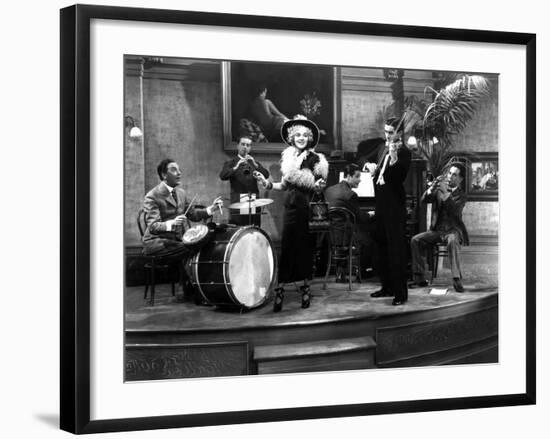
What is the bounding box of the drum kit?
[227,197,273,210]
[228,195,273,226]
[181,195,277,310]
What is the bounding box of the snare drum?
[182,223,211,250]
[189,226,277,309]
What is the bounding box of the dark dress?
[278,149,328,283]
[372,144,412,301]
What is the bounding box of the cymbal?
[229,198,274,209]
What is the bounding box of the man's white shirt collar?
[162,181,176,193]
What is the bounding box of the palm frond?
[424,74,489,148]
[402,74,490,173]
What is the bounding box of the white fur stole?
[280,147,329,190]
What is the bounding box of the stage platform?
[125,276,498,380]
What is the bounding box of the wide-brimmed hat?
[281,116,320,148]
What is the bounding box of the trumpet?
[429,174,452,192]
[239,156,257,175]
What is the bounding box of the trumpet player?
[409,164,469,292]
[219,135,270,226]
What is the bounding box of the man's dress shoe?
[370,289,393,298]
[392,298,407,306]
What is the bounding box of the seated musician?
[142,159,223,297]
[409,164,469,292]
[324,163,376,280]
[219,135,270,226]
[143,158,223,256]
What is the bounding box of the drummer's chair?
[323,207,361,291]
[137,209,177,306]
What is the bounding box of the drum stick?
[183,194,198,217]
[216,194,224,217]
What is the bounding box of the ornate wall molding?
[125,56,219,82]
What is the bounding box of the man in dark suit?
[219,135,270,226]
[143,158,223,257]
[409,164,469,292]
[366,117,412,306]
[324,163,375,278]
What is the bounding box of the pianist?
[324,163,376,279]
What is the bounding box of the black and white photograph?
[50,2,540,436]
[124,56,500,381]
[3,0,548,435]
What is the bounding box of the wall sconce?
[125,115,143,138]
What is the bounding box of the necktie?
[171,189,178,205]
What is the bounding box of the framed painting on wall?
[467,152,499,200]
[222,60,340,153]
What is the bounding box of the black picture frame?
[449,153,499,201]
[60,4,536,434]
[466,152,499,201]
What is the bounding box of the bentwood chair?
[430,237,468,284]
[430,243,449,283]
[137,209,177,306]
[323,207,361,291]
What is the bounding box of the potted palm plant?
[405,74,490,177]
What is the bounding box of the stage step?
[253,336,376,375]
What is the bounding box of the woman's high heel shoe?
[300,285,311,309]
[273,287,285,312]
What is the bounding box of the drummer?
[142,158,223,297]
[219,135,270,226]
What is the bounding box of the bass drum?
[190,226,277,309]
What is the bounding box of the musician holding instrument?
[255,116,329,312]
[409,164,469,292]
[219,135,270,226]
[366,117,412,306]
[142,159,223,297]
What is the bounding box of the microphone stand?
[247,192,252,226]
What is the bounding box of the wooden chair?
[137,209,177,306]
[323,207,361,291]
[430,243,449,283]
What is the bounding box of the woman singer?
[255,116,328,312]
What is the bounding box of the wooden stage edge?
[125,277,498,380]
